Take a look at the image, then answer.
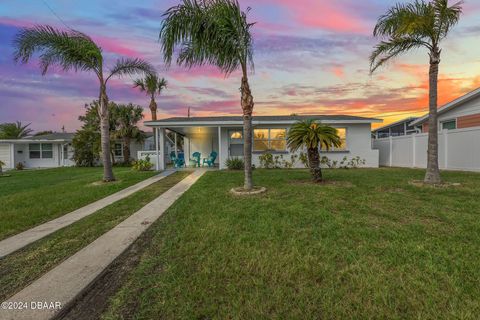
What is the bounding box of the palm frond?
[159,0,254,76]
[433,0,463,41]
[370,37,426,72]
[107,58,155,82]
[287,120,342,153]
[133,78,146,91]
[13,25,102,76]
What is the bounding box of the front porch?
[144,125,244,171]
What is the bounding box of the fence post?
[412,134,416,168]
[389,136,393,167]
[444,130,448,170]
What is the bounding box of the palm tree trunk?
[424,49,442,184]
[241,73,254,190]
[123,138,131,164]
[307,147,322,182]
[99,83,115,182]
[149,97,157,121]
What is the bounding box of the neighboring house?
[0,132,152,170]
[372,117,419,139]
[410,87,480,132]
[144,115,382,170]
[0,133,75,170]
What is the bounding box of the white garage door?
[0,144,11,169]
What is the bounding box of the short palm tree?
[370,0,463,184]
[287,120,342,182]
[133,74,168,121]
[0,121,33,139]
[159,0,256,190]
[13,25,154,181]
[112,104,145,163]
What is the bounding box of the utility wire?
[41,0,71,29]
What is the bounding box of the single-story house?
[410,87,480,132]
[0,132,155,170]
[144,115,382,170]
[372,117,419,139]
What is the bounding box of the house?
[372,117,419,138]
[143,115,382,170]
[410,87,480,132]
[0,132,153,170]
[0,133,75,170]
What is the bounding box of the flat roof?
[145,115,382,127]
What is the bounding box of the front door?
[228,129,244,156]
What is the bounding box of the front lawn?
[0,167,156,240]
[102,168,480,320]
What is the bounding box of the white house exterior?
[144,115,382,170]
[0,132,152,170]
[0,133,75,170]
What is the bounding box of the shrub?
[320,156,365,169]
[132,155,153,171]
[15,162,24,170]
[299,152,308,168]
[258,153,275,168]
[0,160,4,174]
[225,157,244,170]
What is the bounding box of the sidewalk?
[1,169,205,320]
[0,170,175,258]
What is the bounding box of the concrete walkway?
[0,170,175,259]
[1,169,205,320]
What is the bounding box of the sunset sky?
[1,0,480,132]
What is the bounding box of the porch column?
[218,126,222,169]
[174,133,178,159]
[155,127,159,171]
[159,128,165,170]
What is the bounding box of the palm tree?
[0,121,33,139]
[159,0,255,190]
[13,25,154,181]
[133,74,168,121]
[287,120,342,182]
[370,0,463,184]
[112,103,146,163]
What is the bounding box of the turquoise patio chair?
[202,151,217,167]
[190,152,201,167]
[175,153,185,168]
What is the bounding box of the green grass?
[0,171,191,302]
[102,168,480,320]
[0,167,157,240]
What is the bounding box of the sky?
[1,0,480,132]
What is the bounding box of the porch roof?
[145,114,382,128]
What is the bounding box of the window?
[230,131,243,140]
[29,143,53,159]
[330,128,347,151]
[114,143,123,157]
[253,128,287,152]
[441,119,456,131]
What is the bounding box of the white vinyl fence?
[373,126,480,172]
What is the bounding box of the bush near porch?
[103,168,480,320]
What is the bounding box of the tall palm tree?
[133,74,168,121]
[370,0,463,184]
[112,103,146,163]
[159,0,256,190]
[0,121,33,139]
[287,120,342,182]
[13,25,154,181]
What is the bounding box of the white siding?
[0,144,12,169]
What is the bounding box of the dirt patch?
[409,180,462,188]
[55,223,154,320]
[230,186,267,196]
[90,180,122,186]
[290,180,354,187]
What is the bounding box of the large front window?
[114,143,123,157]
[29,143,53,159]
[335,128,347,151]
[253,128,287,152]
